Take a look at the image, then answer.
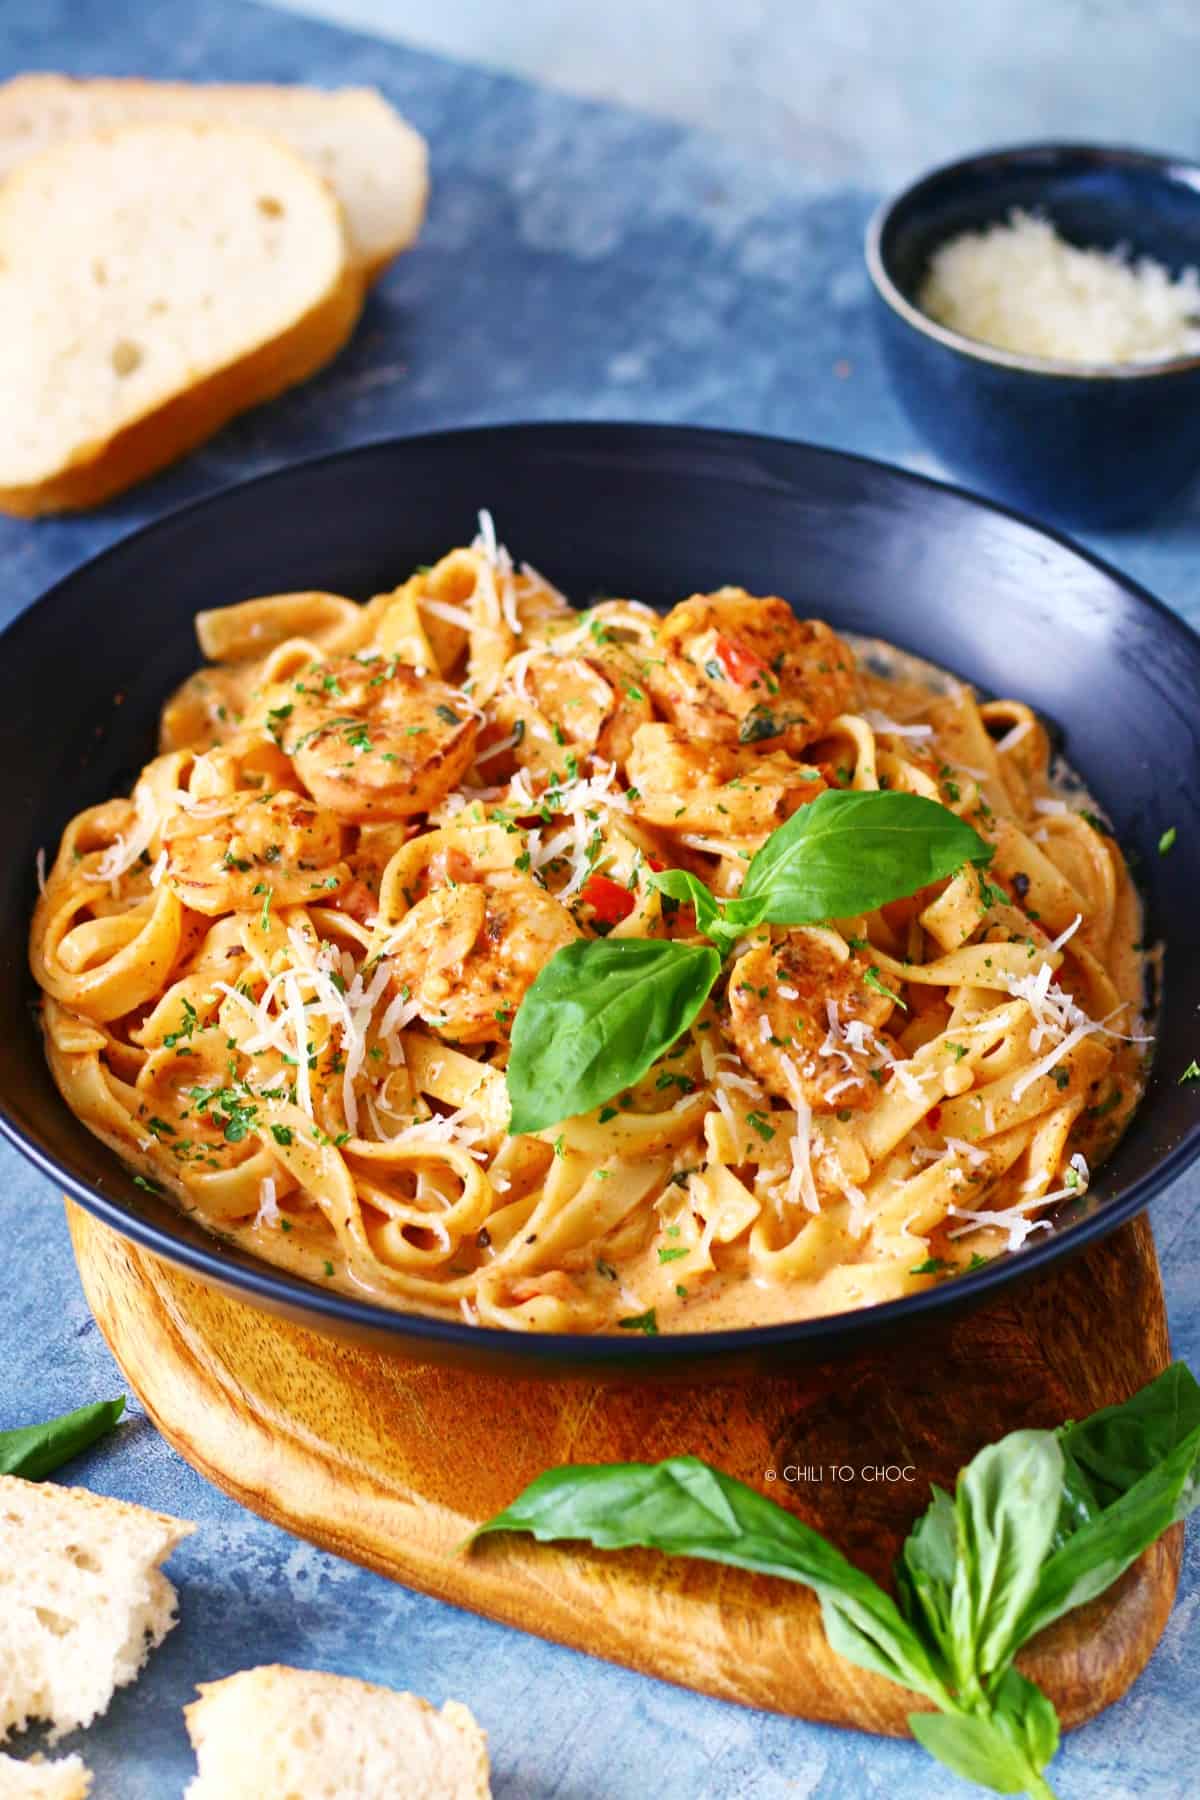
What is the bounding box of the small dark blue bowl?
[867,143,1200,528]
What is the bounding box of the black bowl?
[2,424,1198,1377]
[867,142,1200,528]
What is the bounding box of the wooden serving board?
[68,1200,1182,1736]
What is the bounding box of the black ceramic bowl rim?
[2,422,1199,1374]
[866,140,1200,381]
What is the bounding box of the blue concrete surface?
[1,3,1198,1795]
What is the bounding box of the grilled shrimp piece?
[253,656,479,821]
[478,645,654,781]
[162,788,348,915]
[723,929,894,1111]
[645,590,857,750]
[523,643,655,768]
[628,723,825,833]
[385,871,579,1044]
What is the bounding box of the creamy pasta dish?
[30,516,1152,1334]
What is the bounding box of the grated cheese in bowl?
[918,209,1200,365]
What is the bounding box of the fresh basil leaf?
[646,869,763,955]
[908,1707,1035,1794]
[1015,1418,1200,1646]
[990,1667,1061,1779]
[949,1431,1063,1687]
[476,1456,949,1704]
[739,790,992,925]
[1057,1362,1200,1526]
[0,1397,126,1479]
[897,1482,957,1671]
[506,939,720,1135]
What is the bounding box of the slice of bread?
[184,1666,491,1799]
[0,75,428,281]
[0,1752,92,1799]
[0,123,364,516]
[0,1475,193,1742]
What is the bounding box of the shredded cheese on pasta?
[28,531,1152,1334]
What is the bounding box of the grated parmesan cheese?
[780,1057,821,1214]
[920,210,1200,365]
[473,508,522,636]
[255,1177,279,1229]
[96,787,162,886]
[993,718,1031,754]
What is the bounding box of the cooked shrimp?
[723,929,894,1111]
[645,589,857,750]
[252,656,479,821]
[476,644,654,781]
[385,871,579,1043]
[628,723,825,834]
[162,788,348,915]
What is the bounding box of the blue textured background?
[1,3,1198,1795]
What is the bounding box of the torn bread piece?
[0,122,364,516]
[0,1752,91,1799]
[0,74,427,280]
[184,1666,491,1799]
[0,1475,193,1742]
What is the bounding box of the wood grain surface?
[68,1200,1182,1736]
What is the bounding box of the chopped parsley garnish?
[1089,1087,1123,1119]
[617,1308,659,1335]
[189,1084,259,1143]
[163,997,198,1048]
[863,965,907,1010]
[1159,826,1177,855]
[738,705,780,744]
[265,702,293,744]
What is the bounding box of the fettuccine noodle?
[29,516,1153,1333]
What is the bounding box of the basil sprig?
[475,1362,1200,1799]
[736,788,991,923]
[506,791,989,1133]
[507,940,720,1138]
[0,1396,126,1479]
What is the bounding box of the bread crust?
[183,1665,491,1799]
[0,261,364,518]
